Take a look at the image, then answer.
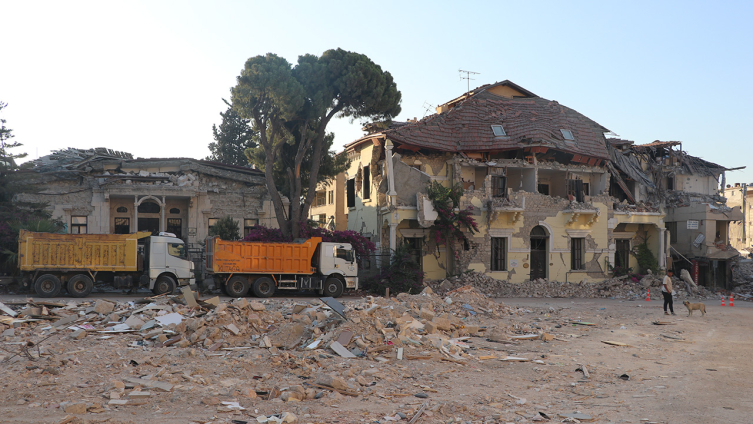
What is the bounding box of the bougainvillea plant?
[426,181,478,249]
[242,222,376,267]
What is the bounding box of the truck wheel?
[67,274,93,298]
[34,274,62,298]
[153,275,176,295]
[226,276,250,297]
[323,277,344,298]
[252,277,275,298]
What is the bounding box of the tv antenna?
[459,69,480,94]
[422,101,435,117]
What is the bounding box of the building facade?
[724,183,752,256]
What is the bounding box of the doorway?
[138,218,160,235]
[530,226,548,280]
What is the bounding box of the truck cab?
[146,232,195,294]
[318,242,358,290]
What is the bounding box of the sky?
[2,0,752,184]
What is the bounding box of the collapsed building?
[724,182,752,257]
[14,148,275,251]
[342,81,668,284]
[610,141,745,289]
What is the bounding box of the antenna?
[459,69,480,94]
[421,101,435,117]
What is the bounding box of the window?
[560,129,575,140]
[567,179,584,202]
[582,183,590,197]
[318,214,327,225]
[168,243,186,259]
[615,239,631,270]
[571,238,585,270]
[167,218,182,238]
[491,237,506,271]
[170,208,180,214]
[537,184,550,195]
[491,125,506,136]
[491,175,507,198]
[328,190,334,205]
[138,201,160,214]
[666,177,675,191]
[208,218,219,234]
[114,218,130,234]
[335,247,354,263]
[315,191,326,207]
[71,216,87,234]
[404,238,423,269]
[347,179,355,208]
[244,219,257,236]
[363,165,370,199]
[666,222,677,244]
[116,206,128,213]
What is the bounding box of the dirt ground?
[0,292,751,424]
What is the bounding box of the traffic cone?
[730,294,734,307]
[646,289,650,301]
[721,295,725,306]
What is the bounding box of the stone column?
[133,195,138,232]
[385,140,397,198]
[161,196,166,233]
[389,221,398,254]
[659,228,666,270]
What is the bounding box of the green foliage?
[0,101,26,170]
[607,262,633,277]
[230,49,401,239]
[2,218,65,266]
[206,99,257,166]
[208,216,241,241]
[426,181,478,248]
[633,238,658,274]
[363,242,424,294]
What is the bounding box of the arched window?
[170,208,180,214]
[116,206,128,213]
[530,226,547,238]
[138,201,160,214]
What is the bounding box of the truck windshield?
[168,243,186,259]
[336,248,354,263]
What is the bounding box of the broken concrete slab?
[93,299,115,315]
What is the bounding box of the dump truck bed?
[206,237,319,275]
[18,230,151,272]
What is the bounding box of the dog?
[683,300,706,317]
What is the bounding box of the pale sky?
[2,1,752,184]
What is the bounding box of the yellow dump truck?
[205,236,358,298]
[18,230,195,297]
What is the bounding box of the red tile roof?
[384,86,611,160]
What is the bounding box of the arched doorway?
[530,225,548,280]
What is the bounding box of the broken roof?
[381,82,612,160]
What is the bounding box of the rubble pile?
[0,288,576,423]
[428,271,718,301]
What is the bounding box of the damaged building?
[342,81,668,283]
[724,182,752,256]
[15,148,275,248]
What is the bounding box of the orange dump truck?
[205,236,358,298]
[18,230,195,297]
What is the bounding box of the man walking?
[663,270,675,316]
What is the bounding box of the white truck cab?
[147,232,195,294]
[319,242,358,289]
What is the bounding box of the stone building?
[15,148,275,248]
[723,183,752,257]
[342,81,666,283]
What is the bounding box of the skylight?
[560,129,574,140]
[491,125,506,136]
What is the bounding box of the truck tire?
[153,275,176,295]
[323,277,344,298]
[252,277,275,298]
[226,276,250,297]
[34,274,62,298]
[67,274,93,298]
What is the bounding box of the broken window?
[363,165,370,199]
[666,176,675,191]
[208,218,219,235]
[167,218,182,238]
[114,218,130,234]
[615,239,631,270]
[404,237,423,269]
[666,222,677,244]
[491,175,507,198]
[347,179,355,208]
[537,184,550,195]
[567,179,584,202]
[582,183,590,197]
[571,238,585,270]
[71,216,87,234]
[491,237,507,271]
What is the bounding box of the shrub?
[208,216,241,241]
[363,242,424,294]
[633,238,658,274]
